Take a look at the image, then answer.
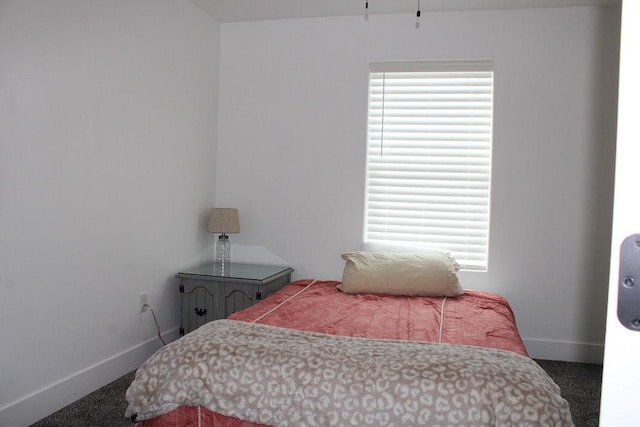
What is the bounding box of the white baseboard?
[523,337,604,364]
[0,328,180,427]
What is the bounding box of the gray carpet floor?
[31,359,601,427]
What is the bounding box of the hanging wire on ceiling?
[364,1,422,19]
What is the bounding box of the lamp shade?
[207,208,240,234]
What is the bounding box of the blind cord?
[380,72,386,157]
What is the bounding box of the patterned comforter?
[125,319,572,426]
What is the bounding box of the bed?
[125,252,573,426]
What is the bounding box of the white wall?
[0,1,220,425]
[217,6,620,362]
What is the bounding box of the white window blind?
[364,61,494,271]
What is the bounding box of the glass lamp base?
[215,234,231,264]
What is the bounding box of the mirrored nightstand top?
[176,262,292,281]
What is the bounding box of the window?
[364,61,494,271]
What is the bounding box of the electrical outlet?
[140,292,148,313]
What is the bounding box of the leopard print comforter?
[125,319,572,426]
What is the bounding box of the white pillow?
[338,251,463,297]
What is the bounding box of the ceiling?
[189,0,621,23]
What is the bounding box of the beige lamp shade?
[207,208,240,234]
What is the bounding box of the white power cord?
[143,304,167,345]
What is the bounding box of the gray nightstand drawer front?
[181,280,221,334]
[223,283,256,317]
[178,262,293,335]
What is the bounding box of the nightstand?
[176,262,294,335]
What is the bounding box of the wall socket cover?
[140,292,148,313]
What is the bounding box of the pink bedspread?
[230,280,527,356]
[134,280,529,426]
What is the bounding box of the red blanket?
[134,280,528,426]
[230,280,527,355]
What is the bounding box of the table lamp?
[207,208,240,265]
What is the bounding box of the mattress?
[126,280,571,426]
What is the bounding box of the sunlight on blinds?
[364,62,494,271]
